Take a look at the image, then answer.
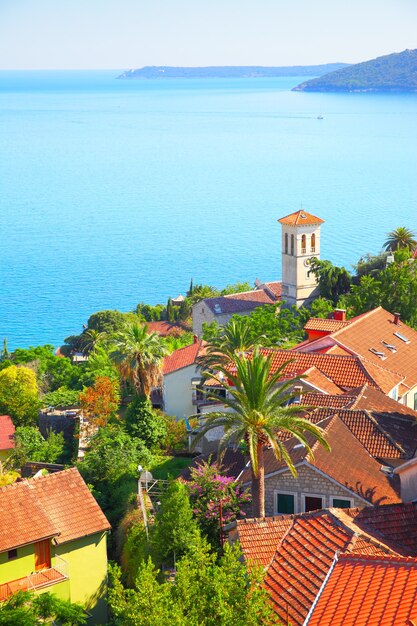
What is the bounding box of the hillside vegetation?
[118,63,349,79]
[293,49,417,92]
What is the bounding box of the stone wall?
[264,463,366,516]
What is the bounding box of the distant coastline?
[118,64,349,79]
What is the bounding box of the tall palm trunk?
[251,443,265,518]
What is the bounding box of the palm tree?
[193,349,330,517]
[82,328,106,354]
[198,317,265,373]
[110,321,169,398]
[384,227,417,252]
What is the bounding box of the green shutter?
[277,493,295,514]
[332,498,351,509]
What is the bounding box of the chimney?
[393,312,400,325]
[333,309,346,322]
[193,334,198,344]
[293,385,303,404]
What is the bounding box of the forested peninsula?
[293,49,417,92]
[118,63,348,79]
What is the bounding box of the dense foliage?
[108,543,280,626]
[125,396,167,450]
[11,426,65,468]
[0,591,87,626]
[294,48,417,92]
[0,365,40,426]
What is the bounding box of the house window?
[301,234,306,254]
[291,234,294,256]
[311,233,316,253]
[331,497,353,509]
[275,491,296,514]
[414,392,417,411]
[285,233,288,254]
[7,549,17,560]
[302,494,323,512]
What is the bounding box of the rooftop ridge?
[338,552,417,565]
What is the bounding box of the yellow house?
[0,467,110,623]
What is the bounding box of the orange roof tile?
[0,483,59,552]
[204,288,279,316]
[304,318,351,332]
[305,553,417,626]
[306,307,417,392]
[302,366,344,395]
[262,348,402,392]
[233,517,292,567]
[302,393,356,409]
[163,340,205,375]
[241,415,401,506]
[0,415,15,451]
[146,321,185,337]
[262,281,283,298]
[278,210,325,226]
[0,468,110,552]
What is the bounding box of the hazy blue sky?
[0,0,416,70]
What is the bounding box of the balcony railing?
[311,247,316,253]
[0,557,68,601]
[301,247,306,254]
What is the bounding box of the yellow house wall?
[0,543,36,584]
[54,532,108,625]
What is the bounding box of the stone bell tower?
[278,209,324,307]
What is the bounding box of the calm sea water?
[0,71,416,349]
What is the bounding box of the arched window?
[291,234,294,256]
[285,233,288,254]
[311,233,316,253]
[301,234,306,254]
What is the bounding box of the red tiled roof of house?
[146,321,185,337]
[349,384,417,417]
[302,393,356,409]
[345,502,417,556]
[278,210,325,226]
[163,340,205,375]
[204,288,279,316]
[263,512,396,626]
[0,482,59,552]
[301,366,344,395]
[304,318,351,332]
[305,553,417,626]
[233,516,293,567]
[0,468,110,552]
[241,415,401,506]
[262,348,403,393]
[262,281,283,298]
[29,467,110,545]
[0,415,15,451]
[305,307,417,392]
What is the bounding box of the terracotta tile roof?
[146,321,185,337]
[204,288,279,316]
[307,307,417,392]
[263,348,402,392]
[0,468,110,552]
[324,344,353,356]
[301,366,344,395]
[163,340,205,375]
[242,415,401,506]
[304,318,351,332]
[262,281,283,298]
[302,393,355,409]
[345,502,417,556]
[263,512,396,626]
[349,384,417,417]
[0,415,15,451]
[305,553,417,626]
[29,467,110,544]
[180,447,248,482]
[0,482,59,552]
[233,516,292,567]
[278,210,325,226]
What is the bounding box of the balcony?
[0,557,68,601]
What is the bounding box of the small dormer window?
[301,234,306,254]
[369,347,386,359]
[311,233,316,253]
[394,331,410,344]
[382,341,397,353]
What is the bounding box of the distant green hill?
[293,49,417,92]
[118,64,349,79]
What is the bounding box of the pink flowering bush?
[185,457,251,548]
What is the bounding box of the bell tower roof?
[278,210,324,226]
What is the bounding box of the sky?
[0,0,416,70]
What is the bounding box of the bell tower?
[278,209,324,308]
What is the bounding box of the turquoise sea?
[0,71,416,348]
